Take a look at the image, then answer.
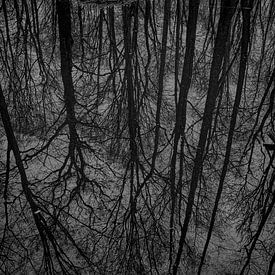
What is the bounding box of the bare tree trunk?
[268,250,275,275]
[56,0,78,156]
[173,1,237,273]
[122,4,145,273]
[77,3,84,60]
[0,84,55,272]
[168,0,200,271]
[150,0,171,171]
[198,1,254,273]
[96,10,104,109]
[173,0,182,106]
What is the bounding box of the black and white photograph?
[0,0,274,274]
